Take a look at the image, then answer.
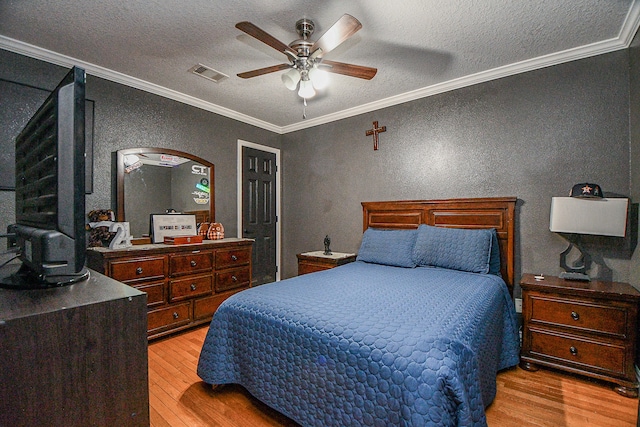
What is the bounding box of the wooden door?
[242,146,277,285]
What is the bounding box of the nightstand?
[520,273,640,397]
[296,251,357,275]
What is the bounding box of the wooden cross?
[365,121,386,150]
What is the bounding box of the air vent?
[189,63,229,83]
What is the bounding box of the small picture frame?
[149,214,197,243]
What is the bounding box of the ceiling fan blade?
[321,60,377,80]
[236,21,298,60]
[311,14,362,57]
[237,63,291,79]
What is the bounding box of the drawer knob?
[173,312,179,319]
[570,311,580,321]
[190,260,197,267]
[190,283,197,291]
[136,267,143,275]
[569,346,578,356]
[231,275,238,282]
[231,255,238,261]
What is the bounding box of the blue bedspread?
[197,261,520,426]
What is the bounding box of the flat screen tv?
[1,66,89,288]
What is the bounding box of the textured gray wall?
[1,47,637,294]
[630,28,640,285]
[0,48,281,242]
[281,51,632,291]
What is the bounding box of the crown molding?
[2,0,639,136]
[282,1,640,133]
[284,40,625,133]
[0,36,282,133]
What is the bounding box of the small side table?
[520,273,640,397]
[297,251,357,275]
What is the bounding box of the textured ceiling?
[1,1,639,133]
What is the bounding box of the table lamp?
[549,186,628,281]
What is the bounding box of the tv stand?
[0,267,149,426]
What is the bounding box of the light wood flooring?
[149,326,638,426]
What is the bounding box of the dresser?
[520,273,640,397]
[87,238,253,339]
[297,251,357,275]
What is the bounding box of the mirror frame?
[115,147,215,225]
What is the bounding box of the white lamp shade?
[309,67,329,90]
[298,79,316,98]
[549,197,628,237]
[281,68,300,91]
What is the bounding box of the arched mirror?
[115,147,214,239]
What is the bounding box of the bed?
[197,198,519,426]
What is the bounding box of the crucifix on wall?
[365,121,386,150]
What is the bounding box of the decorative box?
[163,235,203,245]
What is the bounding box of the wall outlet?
[515,298,523,313]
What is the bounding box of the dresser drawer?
[169,274,212,302]
[216,248,250,269]
[215,266,250,292]
[132,280,166,307]
[530,295,628,337]
[147,302,191,332]
[193,289,243,320]
[169,251,213,277]
[109,256,166,284]
[529,327,626,375]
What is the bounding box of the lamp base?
[559,241,592,281]
[559,271,591,281]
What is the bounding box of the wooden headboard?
[362,197,517,294]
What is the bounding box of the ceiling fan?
[235,14,377,99]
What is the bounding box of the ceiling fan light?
[298,79,316,98]
[281,69,300,91]
[123,154,140,167]
[309,67,329,90]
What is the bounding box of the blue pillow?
[412,225,493,274]
[488,228,502,277]
[356,228,418,268]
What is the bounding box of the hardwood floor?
[149,326,638,426]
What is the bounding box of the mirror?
[115,147,214,239]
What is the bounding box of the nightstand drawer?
[297,251,357,276]
[529,328,626,375]
[530,295,628,337]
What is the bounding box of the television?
[1,66,89,288]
